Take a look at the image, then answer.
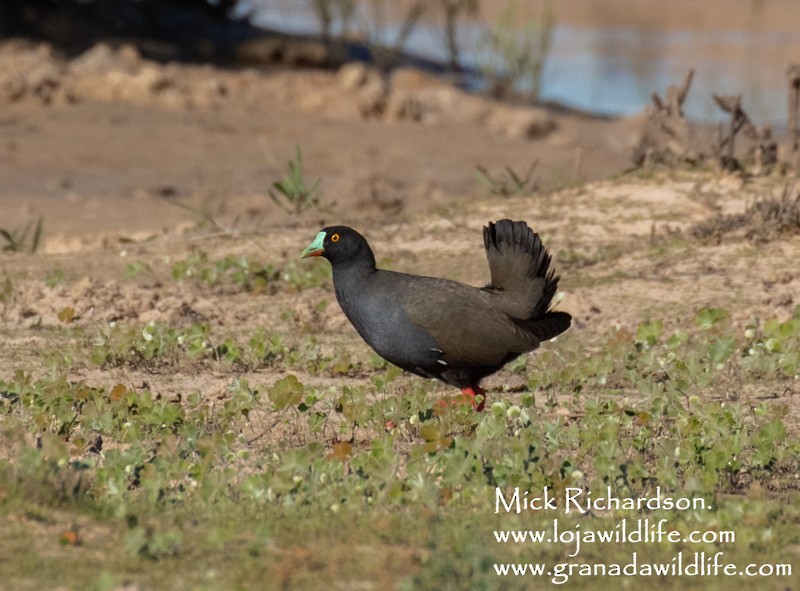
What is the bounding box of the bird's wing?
[396,275,541,367]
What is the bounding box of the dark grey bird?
[301,219,571,411]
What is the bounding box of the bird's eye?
[331,233,340,242]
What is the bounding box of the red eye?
[331,233,340,242]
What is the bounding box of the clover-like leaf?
[269,375,305,410]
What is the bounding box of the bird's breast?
[334,279,438,368]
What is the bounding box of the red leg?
[460,385,486,412]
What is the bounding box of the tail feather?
[483,219,564,322]
[513,311,572,343]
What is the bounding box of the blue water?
[251,3,795,126]
[540,26,790,125]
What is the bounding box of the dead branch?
[632,69,699,167]
[787,64,800,170]
[713,94,776,173]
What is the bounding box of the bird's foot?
[434,386,486,413]
[461,386,486,412]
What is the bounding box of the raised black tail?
[483,219,571,340]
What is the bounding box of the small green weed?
[44,268,66,288]
[280,259,332,291]
[269,147,333,215]
[124,261,152,280]
[1,216,43,254]
[0,275,13,317]
[475,160,538,197]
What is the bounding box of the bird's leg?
[460,385,486,412]
[434,386,487,413]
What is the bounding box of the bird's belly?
[339,294,437,369]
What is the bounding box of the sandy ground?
[0,97,637,245]
[0,32,643,245]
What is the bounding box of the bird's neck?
[332,254,376,282]
[331,247,377,302]
[333,242,376,274]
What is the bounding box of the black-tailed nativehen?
[301,219,571,411]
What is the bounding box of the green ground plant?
[0,275,13,319]
[86,318,357,376]
[0,303,798,589]
[171,249,279,291]
[475,160,538,197]
[269,147,331,216]
[1,216,43,254]
[169,249,331,293]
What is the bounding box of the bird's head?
[300,225,375,267]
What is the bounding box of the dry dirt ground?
[2,171,800,430]
[0,42,637,244]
